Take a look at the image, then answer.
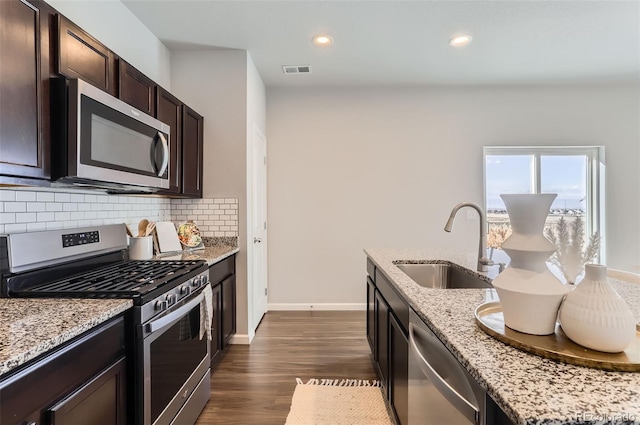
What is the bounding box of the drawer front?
[209,255,235,285]
[367,258,376,281]
[375,270,409,335]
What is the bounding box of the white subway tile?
[220,226,230,231]
[220,204,230,210]
[70,194,85,203]
[16,213,37,223]
[5,223,27,233]
[27,222,46,232]
[46,222,63,230]
[203,220,215,226]
[0,224,4,234]
[54,193,71,202]
[176,215,187,221]
[55,212,71,221]
[0,190,16,202]
[5,202,26,213]
[63,203,78,212]
[225,220,237,226]
[96,211,108,219]
[225,231,236,237]
[27,202,45,212]
[77,203,91,211]
[84,211,98,219]
[46,203,63,212]
[36,192,54,202]
[16,191,36,202]
[229,225,238,231]
[213,220,225,226]
[203,199,214,204]
[96,195,109,203]
[224,198,236,204]
[90,219,103,226]
[220,215,232,221]
[77,219,92,227]
[62,221,78,228]
[91,203,104,211]
[214,231,224,237]
[84,194,97,203]
[70,212,85,220]
[37,212,55,222]
[0,213,16,224]
[213,199,224,204]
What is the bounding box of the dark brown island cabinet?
[0,0,205,198]
[0,316,127,425]
[209,254,237,366]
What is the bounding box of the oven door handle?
[146,292,204,333]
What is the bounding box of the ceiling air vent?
[282,65,312,75]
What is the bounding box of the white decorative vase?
[492,194,569,335]
[559,264,637,353]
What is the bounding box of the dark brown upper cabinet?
[119,60,156,116]
[0,0,54,183]
[58,15,117,97]
[156,87,182,195]
[182,105,204,198]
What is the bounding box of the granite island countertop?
[365,248,640,425]
[0,298,132,377]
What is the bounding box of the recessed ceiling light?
[312,34,334,47]
[449,34,472,47]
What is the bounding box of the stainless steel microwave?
[51,78,170,192]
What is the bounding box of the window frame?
[483,146,605,263]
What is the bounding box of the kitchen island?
[365,248,640,425]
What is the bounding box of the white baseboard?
[229,333,254,345]
[268,303,366,311]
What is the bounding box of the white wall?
[45,0,171,88]
[266,84,640,306]
[171,50,267,343]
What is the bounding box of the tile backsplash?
[0,189,238,238]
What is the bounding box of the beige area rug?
[284,378,394,425]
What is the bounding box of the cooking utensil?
[138,219,149,237]
[144,221,156,237]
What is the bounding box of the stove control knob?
[201,275,209,285]
[180,285,192,296]
[192,276,203,288]
[155,300,167,311]
[165,294,176,306]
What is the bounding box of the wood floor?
[195,311,377,425]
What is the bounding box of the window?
[483,146,605,274]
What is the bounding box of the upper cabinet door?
[156,87,182,194]
[119,60,156,116]
[58,16,117,96]
[0,0,52,182]
[181,105,204,198]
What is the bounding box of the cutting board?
[154,222,183,253]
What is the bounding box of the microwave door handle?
[154,131,169,177]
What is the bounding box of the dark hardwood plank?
[196,311,376,425]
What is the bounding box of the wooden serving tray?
[474,302,640,372]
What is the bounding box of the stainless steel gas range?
[0,224,211,425]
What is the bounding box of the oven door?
[70,78,170,190]
[141,291,211,425]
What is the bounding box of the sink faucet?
[444,202,500,273]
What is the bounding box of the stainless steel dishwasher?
[408,309,486,425]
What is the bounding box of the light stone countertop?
[365,248,640,425]
[153,245,239,266]
[0,298,132,377]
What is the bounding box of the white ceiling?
[122,0,640,87]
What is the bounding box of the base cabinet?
[209,254,237,367]
[0,316,126,425]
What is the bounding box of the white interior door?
[251,124,268,331]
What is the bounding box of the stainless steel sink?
[395,263,491,289]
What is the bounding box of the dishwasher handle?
[409,322,480,424]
